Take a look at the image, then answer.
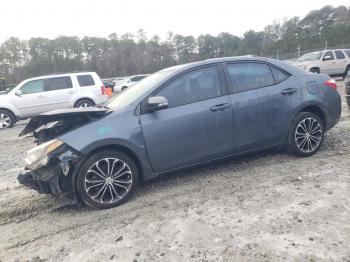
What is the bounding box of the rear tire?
[76,150,139,209]
[0,109,16,129]
[75,99,95,108]
[287,112,324,157]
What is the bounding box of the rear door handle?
[210,103,232,112]
[281,88,297,95]
[38,95,46,98]
[68,91,74,94]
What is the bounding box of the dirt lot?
[0,81,349,262]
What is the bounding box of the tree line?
[1,5,350,84]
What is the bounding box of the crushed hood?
[20,107,110,143]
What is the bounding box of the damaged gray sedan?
[19,57,341,209]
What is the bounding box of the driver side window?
[21,79,45,95]
[156,66,221,108]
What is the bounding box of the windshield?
[105,69,175,109]
[299,51,323,61]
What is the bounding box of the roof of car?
[24,72,97,82]
[160,56,305,77]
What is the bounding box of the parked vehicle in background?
[0,72,108,129]
[19,56,341,209]
[113,74,149,92]
[102,80,115,89]
[0,78,16,94]
[345,71,350,109]
[290,49,350,77]
[102,80,115,95]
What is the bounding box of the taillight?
[324,79,337,89]
[101,85,106,95]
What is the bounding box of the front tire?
[76,150,139,209]
[287,112,324,157]
[0,110,16,129]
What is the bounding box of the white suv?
[0,72,108,129]
[291,49,350,77]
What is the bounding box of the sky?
[1,0,349,43]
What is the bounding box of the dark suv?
[20,57,341,209]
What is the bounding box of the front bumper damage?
[18,107,108,198]
[18,145,82,197]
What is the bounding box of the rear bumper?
[324,89,342,132]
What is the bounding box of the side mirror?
[15,89,22,96]
[323,55,332,61]
[147,96,168,112]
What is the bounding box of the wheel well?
[0,108,16,118]
[299,106,326,127]
[309,67,320,73]
[74,98,95,107]
[86,144,144,183]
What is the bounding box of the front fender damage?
[18,145,82,198]
[18,108,109,200]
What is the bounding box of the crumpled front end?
[18,141,82,196]
[18,107,109,195]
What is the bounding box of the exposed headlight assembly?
[24,139,64,170]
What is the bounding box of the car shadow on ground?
[50,147,288,213]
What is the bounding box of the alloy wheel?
[295,117,322,153]
[0,113,11,129]
[84,158,133,204]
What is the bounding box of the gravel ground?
[0,81,349,262]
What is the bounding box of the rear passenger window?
[47,77,72,91]
[335,50,345,59]
[271,67,290,84]
[77,75,95,87]
[227,63,274,93]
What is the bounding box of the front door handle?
[210,103,232,112]
[281,88,297,95]
[38,95,46,98]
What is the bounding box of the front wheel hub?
[84,158,133,204]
